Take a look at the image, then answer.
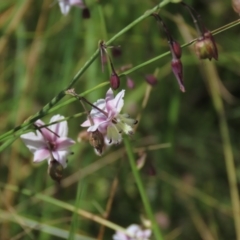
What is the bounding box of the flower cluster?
[113,224,151,240]
[81,88,137,146]
[21,89,137,179]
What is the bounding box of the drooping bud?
[48,159,64,183]
[82,8,90,19]
[171,41,182,59]
[127,77,135,89]
[194,31,218,61]
[171,59,185,92]
[136,152,147,170]
[89,130,105,155]
[110,72,120,90]
[145,74,158,86]
[232,0,240,14]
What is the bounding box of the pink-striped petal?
[81,119,91,127]
[49,115,68,140]
[33,148,50,162]
[56,137,75,150]
[21,132,45,152]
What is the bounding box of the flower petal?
[33,149,50,162]
[112,232,128,240]
[81,119,91,127]
[21,132,45,152]
[52,151,69,168]
[59,0,71,15]
[90,99,106,118]
[106,89,125,116]
[35,119,55,142]
[87,125,99,132]
[105,88,114,102]
[106,124,122,144]
[113,89,125,112]
[126,224,141,235]
[69,0,85,7]
[56,137,75,150]
[49,115,68,140]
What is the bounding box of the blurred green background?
[0,0,240,239]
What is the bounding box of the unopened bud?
[232,0,240,14]
[82,8,90,19]
[111,47,122,58]
[171,41,182,59]
[137,152,147,170]
[171,59,185,92]
[127,77,135,89]
[89,130,105,154]
[110,72,120,90]
[145,74,158,86]
[48,160,63,183]
[194,31,218,61]
[146,159,157,176]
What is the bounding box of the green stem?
[124,137,163,240]
[106,0,171,46]
[203,62,240,240]
[0,183,135,238]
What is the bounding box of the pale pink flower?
[58,0,85,15]
[81,88,137,144]
[21,115,75,168]
[113,224,151,240]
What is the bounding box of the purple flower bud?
[145,74,158,86]
[110,72,120,90]
[171,59,185,92]
[171,41,182,59]
[127,77,135,89]
[194,31,218,61]
[146,163,157,176]
[82,7,90,19]
[89,130,105,155]
[111,47,122,58]
[48,159,64,183]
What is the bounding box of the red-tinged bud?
[110,72,120,90]
[48,159,63,183]
[171,59,185,92]
[146,162,157,176]
[89,130,105,155]
[171,41,182,59]
[82,8,90,19]
[145,74,158,86]
[111,47,122,58]
[195,31,218,61]
[127,77,135,89]
[232,0,240,14]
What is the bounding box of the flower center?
[48,141,56,151]
[111,118,118,124]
